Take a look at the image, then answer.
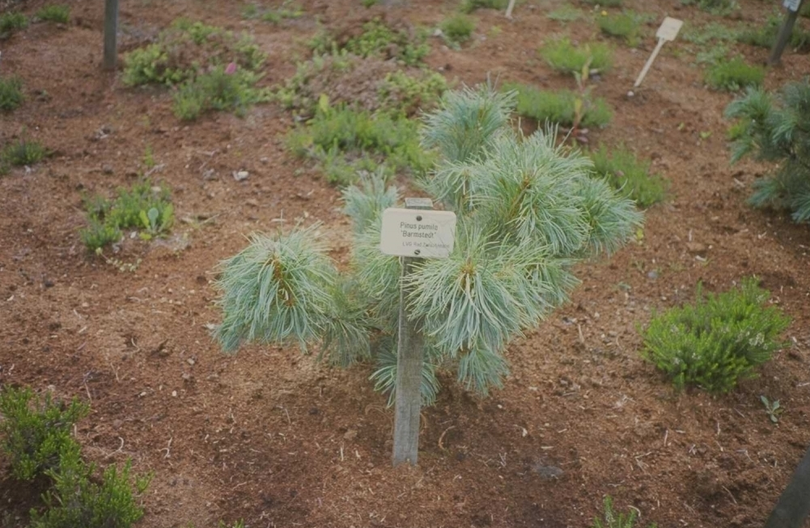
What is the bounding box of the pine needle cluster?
[726,79,810,222]
[213,83,641,401]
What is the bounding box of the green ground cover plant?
[440,14,475,46]
[547,5,584,22]
[593,496,657,528]
[0,387,88,481]
[682,0,739,16]
[0,75,24,111]
[242,2,303,23]
[507,82,613,128]
[737,14,810,51]
[597,11,643,46]
[36,5,70,24]
[540,37,612,76]
[459,0,509,13]
[705,57,764,91]
[581,0,623,6]
[1,138,48,174]
[726,79,810,222]
[0,12,28,36]
[309,19,429,66]
[173,64,270,120]
[590,144,667,207]
[80,180,174,251]
[642,278,790,393]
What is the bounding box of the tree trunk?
[764,443,810,528]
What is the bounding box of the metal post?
[764,444,810,528]
[392,198,432,466]
[768,0,805,66]
[103,0,119,71]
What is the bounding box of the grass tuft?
[0,75,24,111]
[36,5,70,24]
[705,57,765,91]
[540,37,613,76]
[0,12,28,35]
[590,144,667,207]
[441,14,476,46]
[597,11,643,46]
[507,83,612,128]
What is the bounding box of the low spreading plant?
[682,0,739,17]
[377,70,448,116]
[309,19,430,66]
[737,15,810,52]
[540,37,612,76]
[0,387,88,481]
[593,496,657,528]
[173,65,270,121]
[1,139,48,169]
[547,5,583,22]
[29,440,150,528]
[459,0,509,13]
[36,5,70,24]
[726,79,810,222]
[0,12,28,36]
[642,278,790,393]
[705,57,764,91]
[581,0,622,7]
[287,98,432,185]
[79,180,174,251]
[0,75,24,111]
[440,14,475,46]
[590,144,667,207]
[597,11,643,47]
[507,82,613,129]
[242,2,303,23]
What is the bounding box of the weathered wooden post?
[103,0,119,70]
[764,443,810,528]
[380,198,456,466]
[768,0,805,66]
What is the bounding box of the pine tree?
[213,84,642,402]
[726,79,810,222]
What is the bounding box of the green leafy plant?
[597,11,643,46]
[705,57,764,91]
[580,0,623,7]
[507,82,613,129]
[36,5,70,24]
[725,79,810,222]
[760,395,783,423]
[547,5,584,22]
[377,70,448,116]
[593,496,657,528]
[0,12,28,36]
[243,1,303,23]
[737,14,810,51]
[29,443,150,528]
[540,37,613,76]
[440,14,476,46]
[173,65,270,121]
[642,278,790,393]
[215,84,641,401]
[682,0,739,16]
[459,0,508,13]
[310,19,430,66]
[79,180,174,250]
[0,75,24,111]
[1,139,48,168]
[590,144,667,207]
[0,387,89,481]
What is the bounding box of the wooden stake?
[103,0,119,71]
[633,17,682,89]
[392,198,432,466]
[764,443,810,528]
[768,0,805,66]
[505,0,517,19]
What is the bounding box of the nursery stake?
[768,0,805,65]
[634,17,683,88]
[103,0,119,70]
[382,198,456,465]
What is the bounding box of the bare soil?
[1,1,810,527]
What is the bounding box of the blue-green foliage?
[726,80,810,222]
[642,279,789,393]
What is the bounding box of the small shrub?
[642,278,790,393]
[0,12,28,35]
[0,75,24,111]
[738,15,810,51]
[682,0,739,16]
[540,38,613,76]
[79,180,174,251]
[593,496,657,528]
[705,57,764,91]
[598,11,643,46]
[0,387,88,481]
[310,19,430,66]
[1,139,48,167]
[547,5,583,22]
[590,145,666,207]
[173,65,270,121]
[459,0,508,13]
[29,443,151,528]
[243,2,303,23]
[507,82,613,128]
[441,14,475,46]
[377,70,448,116]
[580,0,622,7]
[36,5,70,24]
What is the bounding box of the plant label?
[656,17,683,41]
[380,208,456,258]
[784,0,801,11]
